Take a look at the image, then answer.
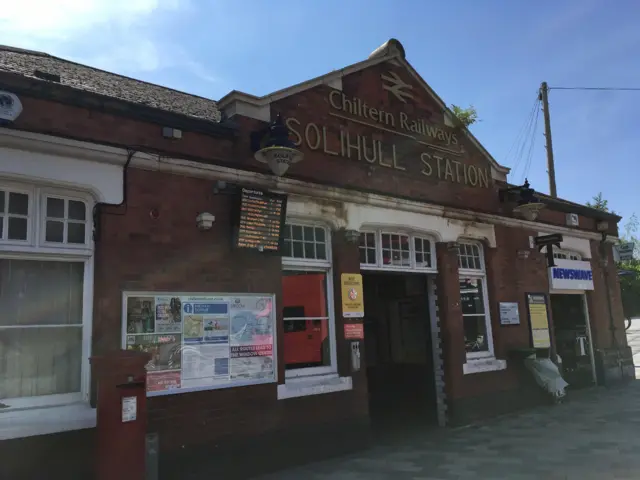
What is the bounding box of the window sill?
[0,402,96,440]
[463,357,507,375]
[277,374,353,400]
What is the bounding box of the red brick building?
[0,39,632,479]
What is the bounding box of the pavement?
[255,381,640,479]
[625,318,640,377]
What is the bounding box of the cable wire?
[513,100,538,179]
[521,102,541,183]
[550,86,640,91]
[504,94,540,177]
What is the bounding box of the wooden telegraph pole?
[540,82,557,198]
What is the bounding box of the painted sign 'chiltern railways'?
[284,70,493,189]
[549,259,594,291]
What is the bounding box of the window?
[458,242,482,270]
[553,250,581,261]
[460,278,489,354]
[381,233,411,267]
[43,196,89,245]
[359,232,376,265]
[0,260,84,401]
[282,271,331,371]
[359,231,435,271]
[282,223,336,377]
[457,241,493,358]
[414,237,432,268]
[283,224,327,261]
[0,182,93,413]
[0,189,31,242]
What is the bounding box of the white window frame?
[458,241,495,361]
[0,182,36,246]
[40,190,91,248]
[0,180,94,418]
[359,229,437,273]
[282,222,337,379]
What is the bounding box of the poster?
[126,296,155,334]
[123,293,276,396]
[155,296,182,333]
[341,273,364,318]
[147,371,181,392]
[499,302,520,325]
[344,323,364,340]
[229,296,275,381]
[527,293,551,349]
[126,333,182,371]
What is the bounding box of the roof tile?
[0,46,221,122]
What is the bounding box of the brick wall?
[269,63,503,215]
[439,224,629,423]
[2,82,617,238]
[92,168,369,461]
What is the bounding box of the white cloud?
[0,0,185,43]
[0,0,218,86]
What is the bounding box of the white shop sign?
[549,259,594,291]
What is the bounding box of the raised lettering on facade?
[286,90,491,189]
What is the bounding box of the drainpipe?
[92,149,136,242]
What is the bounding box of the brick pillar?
[331,228,362,377]
[588,239,634,384]
[435,241,465,403]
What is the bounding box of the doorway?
[550,293,595,389]
[362,272,437,430]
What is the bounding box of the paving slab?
[255,382,640,479]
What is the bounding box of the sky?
[0,0,638,234]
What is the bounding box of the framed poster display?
[122,292,277,397]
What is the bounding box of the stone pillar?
[435,241,465,405]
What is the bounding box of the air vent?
[33,70,60,83]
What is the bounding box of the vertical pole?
[540,82,557,198]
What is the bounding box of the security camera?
[196,212,215,231]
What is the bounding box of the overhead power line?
[504,94,540,179]
[550,86,640,91]
[504,93,540,182]
[521,103,541,183]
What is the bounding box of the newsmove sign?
[284,71,491,188]
[549,259,594,291]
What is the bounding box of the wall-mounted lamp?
[344,229,360,244]
[196,212,215,231]
[498,179,545,222]
[251,114,304,176]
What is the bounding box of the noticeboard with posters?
[122,292,277,396]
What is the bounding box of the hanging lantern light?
[253,114,304,177]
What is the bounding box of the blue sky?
[1,0,639,233]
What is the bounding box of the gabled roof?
[219,39,510,176]
[0,45,221,122]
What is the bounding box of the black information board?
[233,187,287,253]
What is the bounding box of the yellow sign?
[527,294,551,349]
[341,273,364,318]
